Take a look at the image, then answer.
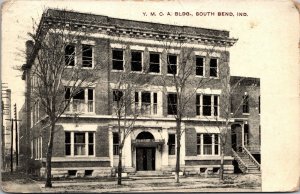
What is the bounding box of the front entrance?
[136,147,155,171]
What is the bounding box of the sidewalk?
[1,172,261,193]
[1,172,41,193]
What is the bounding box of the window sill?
[130,71,144,74]
[82,67,94,70]
[148,72,161,75]
[195,75,205,78]
[111,69,125,72]
[242,113,250,116]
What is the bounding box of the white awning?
[194,126,220,134]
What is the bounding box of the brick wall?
[185,128,197,156]
[96,126,109,157]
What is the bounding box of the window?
[149,53,160,73]
[200,95,219,116]
[131,51,142,72]
[82,44,93,68]
[65,131,95,156]
[168,93,177,115]
[196,56,204,76]
[243,94,249,114]
[112,50,124,70]
[64,88,94,113]
[167,55,177,75]
[196,94,201,115]
[209,58,218,77]
[65,44,75,66]
[203,95,212,116]
[168,134,175,155]
[141,92,151,114]
[113,90,123,103]
[153,93,158,114]
[135,91,158,115]
[197,134,220,155]
[113,133,119,155]
[197,134,201,155]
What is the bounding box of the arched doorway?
[135,131,156,171]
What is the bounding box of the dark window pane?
[131,51,142,61]
[149,53,160,73]
[150,53,159,63]
[196,57,204,76]
[65,132,70,143]
[168,94,177,115]
[203,107,211,116]
[142,92,151,103]
[73,89,85,100]
[203,95,211,106]
[88,89,93,100]
[215,145,219,155]
[135,92,139,103]
[210,58,217,77]
[74,133,85,143]
[214,134,219,144]
[214,96,218,116]
[203,134,212,144]
[243,95,249,113]
[112,50,124,70]
[196,95,200,104]
[65,145,71,155]
[113,61,124,70]
[88,133,94,143]
[153,93,157,103]
[113,50,123,60]
[131,62,142,71]
[168,55,177,64]
[82,44,92,68]
[65,88,70,99]
[197,134,201,144]
[88,145,94,155]
[113,90,123,102]
[113,133,119,144]
[167,55,177,74]
[168,134,175,155]
[65,45,75,66]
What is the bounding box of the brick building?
[20,9,260,177]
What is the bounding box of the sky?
[1,1,299,191]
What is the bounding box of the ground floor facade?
[30,117,237,178]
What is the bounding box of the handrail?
[232,148,248,173]
[242,146,261,170]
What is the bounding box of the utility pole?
[10,118,13,173]
[14,104,19,168]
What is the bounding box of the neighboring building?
[20,9,260,177]
[2,88,12,169]
[230,76,261,173]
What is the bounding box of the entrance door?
[232,133,237,151]
[136,147,155,171]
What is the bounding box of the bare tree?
[23,9,103,187]
[110,43,151,185]
[153,37,216,183]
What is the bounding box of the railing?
[245,145,261,153]
[242,146,261,171]
[232,148,248,173]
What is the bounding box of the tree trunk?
[220,144,225,181]
[175,119,181,183]
[45,122,55,188]
[117,147,123,185]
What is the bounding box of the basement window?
[84,170,93,176]
[68,170,77,177]
[213,167,220,174]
